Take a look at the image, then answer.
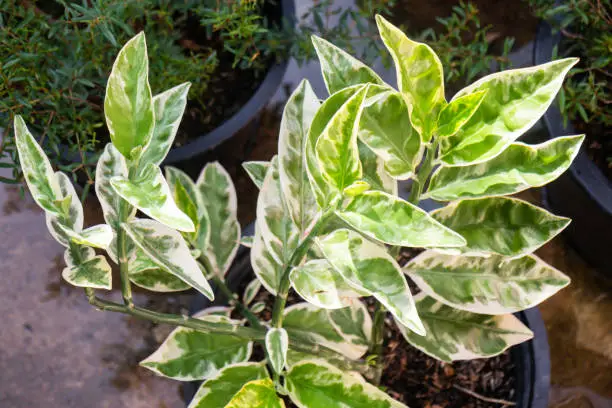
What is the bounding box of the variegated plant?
[15,16,581,407]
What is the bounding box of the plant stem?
[369,302,386,384]
[270,210,333,328]
[408,138,439,205]
[117,200,133,307]
[210,273,263,329]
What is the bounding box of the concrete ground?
[0,181,610,408]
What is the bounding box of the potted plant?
[0,0,294,195]
[13,16,580,407]
[530,0,612,274]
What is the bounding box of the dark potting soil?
[247,271,517,408]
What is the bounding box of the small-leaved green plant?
[15,16,582,407]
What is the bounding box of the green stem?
[210,273,263,329]
[117,200,133,307]
[271,210,333,328]
[369,302,386,385]
[408,138,439,205]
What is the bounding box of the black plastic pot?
[534,21,612,274]
[183,244,551,408]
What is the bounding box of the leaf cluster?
[13,16,582,407]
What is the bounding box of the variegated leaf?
[431,197,570,257]
[306,85,364,208]
[95,144,135,229]
[286,360,407,408]
[439,58,579,166]
[226,379,284,408]
[122,219,214,299]
[172,179,199,237]
[396,294,533,362]
[62,246,112,290]
[14,115,62,213]
[404,250,570,314]
[265,328,288,374]
[251,222,283,295]
[311,35,385,95]
[243,161,270,189]
[358,86,422,179]
[317,229,424,335]
[197,162,241,275]
[165,166,201,209]
[358,140,397,195]
[194,307,233,318]
[243,278,261,305]
[314,86,368,204]
[290,259,365,309]
[426,135,585,201]
[436,90,487,138]
[327,300,372,348]
[278,80,320,233]
[188,362,269,408]
[141,316,252,381]
[104,32,154,159]
[336,191,466,247]
[140,82,190,166]
[241,235,254,248]
[376,15,445,142]
[55,223,113,249]
[111,163,194,231]
[283,303,368,360]
[45,172,84,246]
[128,246,190,292]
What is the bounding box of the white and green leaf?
[431,197,570,256]
[55,223,113,249]
[140,317,251,381]
[243,278,261,305]
[188,362,269,408]
[62,246,112,290]
[226,379,285,408]
[197,162,241,275]
[104,32,155,159]
[278,79,320,233]
[317,229,425,335]
[242,161,270,189]
[327,300,372,348]
[435,90,487,138]
[122,219,214,299]
[396,294,533,362]
[95,143,135,229]
[286,360,407,408]
[358,141,397,195]
[13,115,62,214]
[404,250,570,314]
[376,15,445,142]
[358,86,422,179]
[265,328,288,374]
[45,172,84,246]
[336,191,466,248]
[111,163,194,232]
[128,246,190,292]
[439,58,579,165]
[312,35,385,95]
[426,135,585,201]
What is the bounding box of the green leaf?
[283,303,368,360]
[111,163,194,232]
[278,80,320,233]
[122,219,214,300]
[404,250,570,314]
[290,259,365,309]
[242,161,270,189]
[358,86,422,179]
[358,141,397,195]
[376,15,445,141]
[251,161,299,294]
[306,85,364,208]
[104,32,154,159]
[141,317,251,381]
[62,246,112,290]
[426,135,585,201]
[286,360,407,408]
[317,229,424,335]
[439,58,579,165]
[173,179,199,234]
[226,379,285,408]
[140,82,190,166]
[315,85,369,205]
[431,197,570,256]
[165,166,200,208]
[336,191,466,247]
[188,363,269,408]
[265,328,288,374]
[13,115,61,213]
[243,278,261,305]
[46,172,84,246]
[396,294,533,363]
[436,90,487,138]
[128,246,190,292]
[95,144,135,229]
[197,162,241,276]
[312,35,384,95]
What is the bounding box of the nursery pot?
[533,21,612,275]
[182,243,551,408]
